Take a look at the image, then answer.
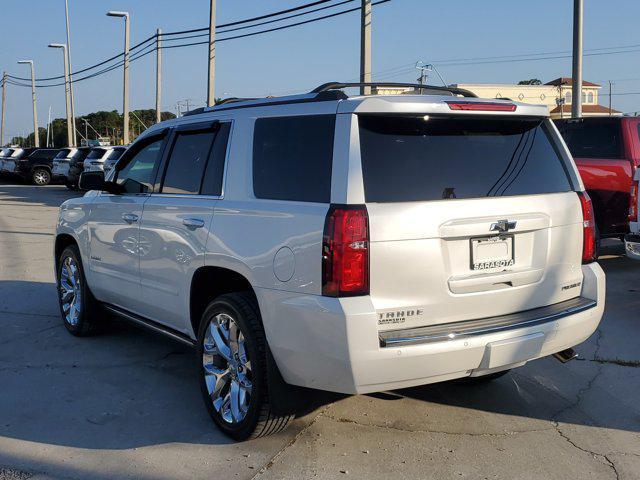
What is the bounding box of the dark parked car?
[66,147,92,190]
[555,116,640,240]
[13,148,60,185]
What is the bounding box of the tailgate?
[357,113,584,331]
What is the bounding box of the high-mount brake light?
[446,101,517,112]
[322,205,369,297]
[578,191,597,263]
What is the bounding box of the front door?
[87,135,167,315]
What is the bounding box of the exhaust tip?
[553,348,578,363]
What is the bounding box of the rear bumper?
[625,233,640,260]
[259,262,605,394]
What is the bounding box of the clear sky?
[1,0,639,139]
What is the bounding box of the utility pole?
[360,0,372,95]
[49,44,73,147]
[207,0,216,106]
[64,0,77,146]
[46,106,52,147]
[156,28,162,123]
[1,72,7,147]
[107,11,130,144]
[571,0,583,118]
[608,81,613,116]
[17,60,39,147]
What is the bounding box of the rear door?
[357,114,584,330]
[137,121,230,334]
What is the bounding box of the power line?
[5,0,345,84]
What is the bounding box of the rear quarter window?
[359,115,573,203]
[252,115,335,203]
[555,118,623,159]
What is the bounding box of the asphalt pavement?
[0,181,638,480]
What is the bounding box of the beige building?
[376,78,620,118]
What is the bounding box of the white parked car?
[0,148,13,172]
[54,82,605,441]
[52,148,79,180]
[625,169,640,260]
[83,146,127,173]
[0,148,24,174]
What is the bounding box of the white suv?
[54,83,605,440]
[83,146,127,173]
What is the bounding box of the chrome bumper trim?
[379,297,596,347]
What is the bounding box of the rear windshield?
[358,115,573,203]
[87,148,106,160]
[73,149,91,162]
[55,149,71,159]
[554,118,623,159]
[107,148,125,161]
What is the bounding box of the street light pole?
[1,72,6,147]
[107,11,130,144]
[360,0,372,95]
[64,0,77,146]
[571,0,583,118]
[156,28,162,123]
[207,0,216,106]
[48,44,73,147]
[17,60,39,147]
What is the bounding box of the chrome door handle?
[183,218,205,229]
[122,213,139,224]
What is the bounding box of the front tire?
[56,245,101,336]
[197,293,294,440]
[32,168,51,186]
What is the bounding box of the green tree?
[518,79,542,85]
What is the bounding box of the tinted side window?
[359,115,572,203]
[108,148,125,161]
[253,115,335,203]
[202,122,231,196]
[162,130,216,195]
[555,119,623,159]
[116,138,164,194]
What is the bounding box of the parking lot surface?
[0,181,639,480]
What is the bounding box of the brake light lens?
[446,101,517,112]
[322,205,369,297]
[629,177,638,223]
[578,191,596,263]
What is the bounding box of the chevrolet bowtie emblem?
[490,219,517,233]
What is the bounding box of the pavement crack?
[323,413,554,437]
[250,406,331,479]
[554,422,620,480]
[591,357,640,368]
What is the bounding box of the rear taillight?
[578,191,596,263]
[446,101,517,112]
[629,177,638,223]
[322,205,369,297]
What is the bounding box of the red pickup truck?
[555,116,640,240]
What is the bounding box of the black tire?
[197,292,294,441]
[459,369,511,384]
[56,245,101,336]
[32,168,51,186]
[65,183,79,191]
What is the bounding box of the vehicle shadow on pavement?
[0,250,638,453]
[0,180,81,208]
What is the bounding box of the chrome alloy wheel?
[33,170,49,185]
[59,256,82,326]
[203,313,253,424]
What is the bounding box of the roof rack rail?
[311,82,478,98]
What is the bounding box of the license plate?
[470,235,514,270]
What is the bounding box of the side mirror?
[79,171,122,194]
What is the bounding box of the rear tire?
[197,292,294,441]
[32,168,51,186]
[56,245,101,336]
[65,183,78,191]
